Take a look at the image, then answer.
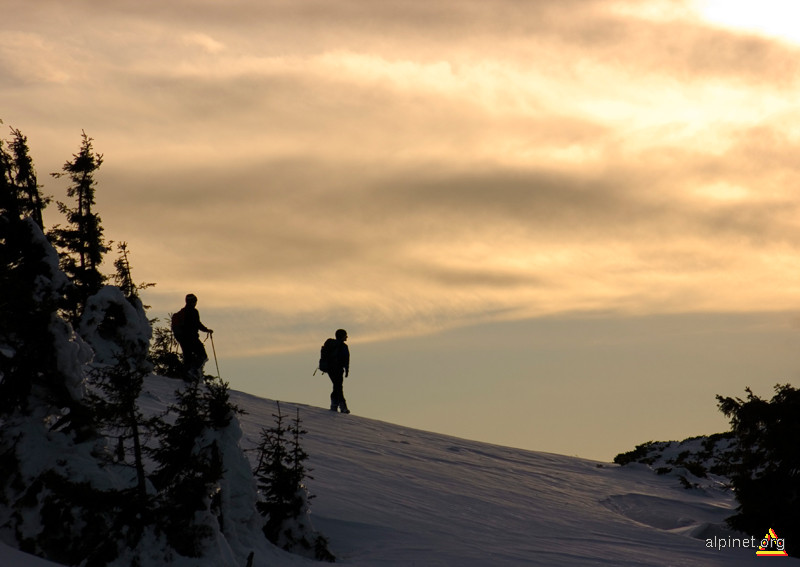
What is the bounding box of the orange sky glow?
[3,0,800,459]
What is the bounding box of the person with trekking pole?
[171,293,214,379]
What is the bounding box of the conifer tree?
[50,131,107,322]
[150,377,240,557]
[89,350,150,495]
[113,243,187,379]
[717,384,800,556]
[2,126,336,566]
[288,408,311,498]
[0,129,88,426]
[0,129,109,565]
[8,128,46,228]
[254,404,334,562]
[148,322,184,378]
[91,241,156,481]
[84,248,154,503]
[0,127,48,228]
[113,241,154,302]
[74,239,158,563]
[255,403,292,544]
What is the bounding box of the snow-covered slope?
[5,375,794,566]
[0,541,66,567]
[225,378,779,566]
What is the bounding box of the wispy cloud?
[4,0,800,355]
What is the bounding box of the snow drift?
[3,373,797,566]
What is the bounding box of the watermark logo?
[705,528,788,557]
[757,528,788,557]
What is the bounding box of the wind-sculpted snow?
[3,375,795,566]
[228,384,782,566]
[79,285,152,367]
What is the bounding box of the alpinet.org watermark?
[706,528,788,557]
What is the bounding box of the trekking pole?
[208,332,221,379]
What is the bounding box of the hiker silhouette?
[172,293,213,377]
[321,329,350,414]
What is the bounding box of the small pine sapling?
[148,322,184,378]
[254,403,334,562]
[113,242,154,303]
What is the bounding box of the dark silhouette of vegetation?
[87,340,151,502]
[717,384,800,557]
[0,127,91,433]
[0,127,48,228]
[113,241,154,302]
[50,131,107,323]
[148,321,185,378]
[1,125,333,565]
[254,403,335,562]
[149,377,241,557]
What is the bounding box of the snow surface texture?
[613,435,740,489]
[3,375,796,566]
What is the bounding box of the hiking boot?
[339,403,350,414]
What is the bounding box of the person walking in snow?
[320,329,350,413]
[171,293,214,377]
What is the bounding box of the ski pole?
[209,332,221,379]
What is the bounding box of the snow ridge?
[226,379,782,566]
[4,375,796,566]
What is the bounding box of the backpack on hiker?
[317,338,339,374]
[171,309,187,341]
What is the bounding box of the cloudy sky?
[3,0,800,459]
